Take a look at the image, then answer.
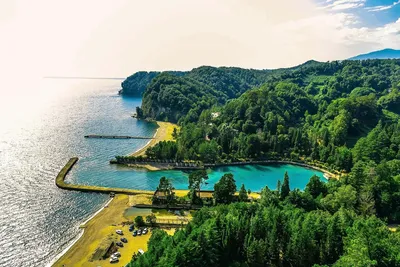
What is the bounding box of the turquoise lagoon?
[70,162,325,192]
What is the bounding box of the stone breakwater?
[55,157,153,195]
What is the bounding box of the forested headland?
[125,59,400,266]
[120,71,186,96]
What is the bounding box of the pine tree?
[281,171,290,199]
[276,180,281,198]
[239,184,248,202]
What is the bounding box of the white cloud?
[274,12,400,61]
[320,0,366,11]
[329,18,400,52]
[366,0,400,12]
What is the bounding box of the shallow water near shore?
[0,79,323,267]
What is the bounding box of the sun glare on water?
[0,76,81,135]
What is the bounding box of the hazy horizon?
[1,0,400,79]
[2,0,399,121]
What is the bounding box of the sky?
[0,0,400,79]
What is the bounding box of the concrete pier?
[84,135,154,140]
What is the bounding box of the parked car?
[112,252,121,258]
[116,229,123,235]
[110,257,119,263]
[137,229,142,236]
[142,229,148,235]
[132,230,137,237]
[121,237,128,243]
[116,241,124,247]
[129,224,134,231]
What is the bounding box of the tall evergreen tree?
[276,180,282,198]
[238,184,248,202]
[281,171,291,199]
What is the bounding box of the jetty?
[84,135,154,140]
[55,158,153,195]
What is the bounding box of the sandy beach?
[53,194,180,267]
[53,194,138,267]
[130,121,178,157]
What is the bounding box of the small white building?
[211,112,220,119]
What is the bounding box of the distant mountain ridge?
[119,61,324,97]
[119,50,400,97]
[349,48,400,60]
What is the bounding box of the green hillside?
[127,59,400,267]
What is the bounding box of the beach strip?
[46,198,113,267]
[52,195,140,267]
[130,121,178,157]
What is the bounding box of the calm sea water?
[0,79,323,267]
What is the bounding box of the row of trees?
[153,171,250,206]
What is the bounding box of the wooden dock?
[84,135,154,140]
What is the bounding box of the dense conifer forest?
[127,59,400,266]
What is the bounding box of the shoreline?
[52,194,180,267]
[47,197,114,267]
[129,128,159,156]
[80,198,114,226]
[129,121,177,157]
[46,229,84,267]
[52,195,135,266]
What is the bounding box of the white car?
[112,252,121,258]
[116,229,123,235]
[110,257,119,263]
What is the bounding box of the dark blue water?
[0,79,324,267]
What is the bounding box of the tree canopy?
[126,59,400,266]
[213,173,237,204]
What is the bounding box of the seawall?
[55,157,154,195]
